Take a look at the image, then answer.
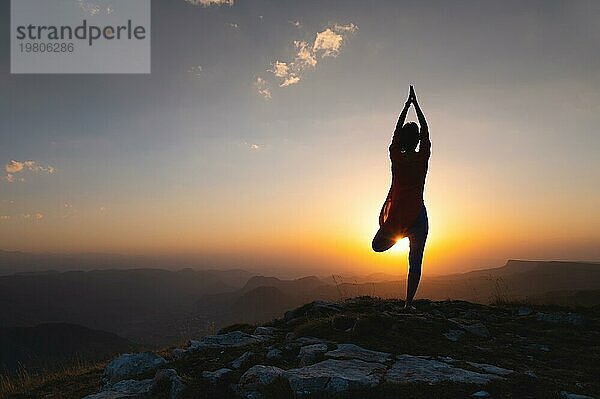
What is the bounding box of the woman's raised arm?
[411,87,430,151]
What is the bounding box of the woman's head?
[399,122,420,152]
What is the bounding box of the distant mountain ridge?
[1,259,598,352]
[0,323,136,374]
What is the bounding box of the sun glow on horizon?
[390,237,410,253]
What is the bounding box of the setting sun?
[390,237,410,253]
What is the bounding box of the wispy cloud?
[4,160,55,183]
[243,141,262,151]
[77,0,114,16]
[188,65,203,79]
[23,213,44,220]
[264,23,358,91]
[254,77,272,100]
[185,0,233,7]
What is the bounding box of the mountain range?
[0,256,598,375]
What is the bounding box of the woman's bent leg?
[372,227,396,252]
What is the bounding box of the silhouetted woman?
[372,86,430,310]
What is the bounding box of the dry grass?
[0,360,104,398]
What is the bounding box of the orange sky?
[1,1,599,275]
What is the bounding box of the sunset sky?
[1,0,599,275]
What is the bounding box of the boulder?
[238,365,286,398]
[517,307,533,316]
[526,343,551,352]
[83,379,153,399]
[202,368,232,385]
[253,326,277,336]
[266,348,283,360]
[297,343,329,366]
[560,392,596,399]
[292,336,332,346]
[325,343,391,364]
[536,312,585,326]
[386,355,503,385]
[466,361,514,376]
[284,359,386,396]
[172,348,186,359]
[100,352,166,388]
[151,368,186,399]
[448,319,490,338]
[444,329,465,342]
[188,331,270,351]
[232,351,255,369]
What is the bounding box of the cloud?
[280,75,300,87]
[294,41,317,68]
[77,0,113,16]
[243,141,262,150]
[5,160,24,173]
[185,0,233,7]
[23,213,43,220]
[271,61,289,78]
[4,160,55,183]
[333,23,358,34]
[254,77,272,100]
[265,23,357,92]
[313,28,344,57]
[188,65,203,79]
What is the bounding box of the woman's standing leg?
[405,206,429,307]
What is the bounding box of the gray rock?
[524,370,538,378]
[266,348,283,360]
[517,306,533,316]
[151,368,186,399]
[386,355,504,385]
[325,343,391,364]
[240,391,265,399]
[537,312,585,326]
[238,365,285,395]
[100,352,166,388]
[448,319,490,337]
[188,331,270,352]
[232,351,255,369]
[438,356,458,364]
[298,343,329,366]
[284,359,386,396]
[471,390,491,398]
[443,329,465,342]
[83,379,153,399]
[526,343,551,352]
[560,392,596,399]
[202,368,232,384]
[254,326,277,336]
[466,361,514,376]
[294,337,330,346]
[172,348,185,359]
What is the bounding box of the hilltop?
[7,297,599,399]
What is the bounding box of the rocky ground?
[10,298,600,398]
